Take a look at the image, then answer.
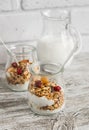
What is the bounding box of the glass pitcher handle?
[68,25,82,55]
[64,25,82,68]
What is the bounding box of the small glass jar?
[5,45,37,91]
[28,61,65,115]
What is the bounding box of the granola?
[6,59,31,85]
[28,76,64,111]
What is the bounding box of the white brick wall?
[82,36,89,52]
[0,0,19,11]
[71,8,89,34]
[0,0,89,63]
[0,12,42,42]
[22,0,89,9]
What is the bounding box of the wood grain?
[0,53,89,130]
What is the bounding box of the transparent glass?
[5,45,37,92]
[27,61,65,115]
[37,9,81,68]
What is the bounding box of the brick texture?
[81,35,89,52]
[71,8,89,34]
[0,0,19,11]
[0,12,42,42]
[22,0,89,10]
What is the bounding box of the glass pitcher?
[5,45,37,91]
[37,9,81,68]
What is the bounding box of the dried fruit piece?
[35,80,42,87]
[17,67,23,75]
[41,77,49,84]
[54,86,61,91]
[12,62,18,68]
[19,59,29,64]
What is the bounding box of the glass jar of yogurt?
[5,45,37,91]
[28,61,65,115]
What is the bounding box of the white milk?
[37,34,74,66]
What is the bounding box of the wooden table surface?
[0,53,89,130]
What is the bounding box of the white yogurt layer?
[28,91,54,107]
[6,72,29,91]
[28,91,64,115]
[6,72,10,77]
[28,101,65,115]
[7,81,29,91]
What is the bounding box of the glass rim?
[30,61,63,76]
[9,45,36,56]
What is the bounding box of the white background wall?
[0,0,89,63]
